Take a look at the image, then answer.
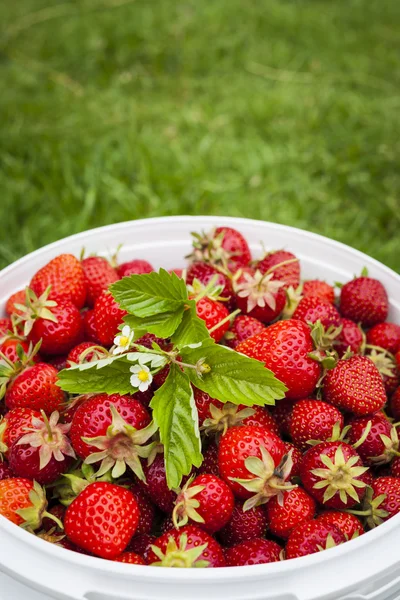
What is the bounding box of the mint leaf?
[171,301,209,349]
[150,363,202,489]
[124,308,184,339]
[180,339,287,407]
[110,269,188,318]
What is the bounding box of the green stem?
[209,309,241,334]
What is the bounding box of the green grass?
[1,0,400,271]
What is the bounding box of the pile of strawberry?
[1,225,400,568]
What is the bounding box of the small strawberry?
[303,280,335,304]
[257,250,300,289]
[289,399,344,451]
[114,552,145,565]
[64,482,140,558]
[172,474,234,533]
[352,477,400,528]
[218,500,267,547]
[28,300,84,356]
[94,291,127,347]
[224,315,265,349]
[265,487,316,539]
[195,297,230,343]
[285,519,345,559]
[323,356,387,416]
[0,407,42,457]
[189,227,251,273]
[139,453,177,513]
[236,320,321,400]
[82,309,101,343]
[300,442,369,509]
[234,269,286,324]
[197,442,219,477]
[186,262,234,307]
[293,296,341,329]
[0,338,38,365]
[127,534,157,556]
[42,504,66,532]
[334,318,363,356]
[390,387,400,420]
[0,461,13,480]
[30,254,86,309]
[0,478,58,529]
[145,525,226,567]
[128,484,155,535]
[225,538,282,567]
[391,456,400,478]
[66,341,105,366]
[348,414,399,466]
[366,322,400,354]
[339,275,388,328]
[6,290,26,317]
[0,318,12,337]
[117,259,154,278]
[6,363,65,414]
[200,398,279,437]
[81,256,119,307]
[316,511,364,539]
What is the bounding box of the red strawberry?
[114,552,145,565]
[396,350,400,370]
[390,387,400,420]
[6,363,65,414]
[117,260,154,278]
[190,227,251,272]
[186,262,234,307]
[334,318,363,356]
[300,442,369,509]
[70,393,151,479]
[42,504,66,532]
[357,477,400,527]
[286,519,345,559]
[5,290,26,317]
[224,315,265,349]
[0,478,53,529]
[224,538,281,566]
[198,442,219,477]
[218,500,267,547]
[303,280,335,304]
[0,318,12,336]
[195,297,230,342]
[283,442,302,479]
[128,484,155,535]
[265,487,316,539]
[323,356,387,416]
[339,276,388,328]
[271,399,297,437]
[218,425,290,507]
[365,348,399,397]
[366,322,400,354]
[347,414,399,466]
[81,256,119,307]
[0,461,13,480]
[8,411,75,485]
[289,399,344,451]
[94,291,127,347]
[391,456,400,478]
[257,250,300,289]
[65,482,139,558]
[66,341,103,366]
[82,309,101,343]
[293,296,341,329]
[236,320,321,400]
[28,300,84,356]
[172,474,234,533]
[316,511,364,539]
[30,254,86,309]
[0,339,37,365]
[235,270,286,324]
[139,453,177,513]
[0,407,42,457]
[127,534,157,557]
[145,525,226,567]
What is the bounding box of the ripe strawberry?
[257,250,300,289]
[218,499,267,547]
[6,363,65,414]
[28,300,84,356]
[0,318,12,336]
[339,276,388,328]
[396,350,400,370]
[235,270,286,324]
[67,341,102,366]
[30,254,86,309]
[316,511,364,539]
[186,262,234,307]
[365,348,399,397]
[198,442,219,477]
[283,442,302,479]
[356,477,400,528]
[94,291,127,347]
[390,387,400,420]
[347,414,399,466]
[0,338,37,365]
[289,399,344,451]
[42,504,66,532]
[114,552,145,565]
[293,296,341,329]
[6,290,26,317]
[0,478,54,529]
[265,487,316,539]
[82,309,101,343]
[272,399,297,437]
[0,407,42,456]
[236,320,321,400]
[323,356,387,416]
[303,280,335,304]
[286,519,345,559]
[128,484,155,535]
[145,525,226,567]
[139,453,177,513]
[193,388,223,426]
[366,322,400,354]
[81,256,119,307]
[8,411,75,485]
[117,259,154,278]
[224,538,281,567]
[391,456,400,478]
[224,315,265,349]
[172,474,234,533]
[195,297,230,343]
[190,227,251,272]
[127,534,157,556]
[70,393,152,479]
[218,425,290,507]
[0,461,13,480]
[334,318,363,356]
[65,482,139,558]
[300,442,369,509]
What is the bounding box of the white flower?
[130,363,153,392]
[113,325,134,355]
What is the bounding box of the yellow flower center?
[138,370,150,382]
[119,336,129,347]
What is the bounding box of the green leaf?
[110,269,188,318]
[180,339,287,407]
[124,308,184,339]
[150,363,202,489]
[171,301,209,348]
[57,355,135,395]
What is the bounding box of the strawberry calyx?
[231,447,296,511]
[67,345,111,367]
[282,284,304,319]
[201,402,255,437]
[172,476,206,528]
[235,269,285,313]
[83,405,158,480]
[150,533,210,568]
[364,347,397,379]
[307,421,351,447]
[311,446,369,505]
[187,229,236,270]
[0,339,42,399]
[316,533,341,552]
[17,410,76,470]
[347,487,389,528]
[352,420,400,465]
[15,287,58,337]
[54,463,114,506]
[16,480,63,531]
[36,527,66,545]
[187,276,226,303]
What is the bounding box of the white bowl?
[1,216,400,600]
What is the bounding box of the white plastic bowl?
[1,216,400,600]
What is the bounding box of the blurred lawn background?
[1,0,400,271]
